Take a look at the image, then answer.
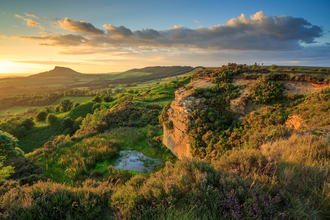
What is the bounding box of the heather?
[1,64,330,219]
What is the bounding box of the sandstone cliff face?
[163,77,326,159]
[162,79,213,159]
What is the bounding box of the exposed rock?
[163,79,212,159]
[163,77,329,159]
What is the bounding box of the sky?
[0,0,330,74]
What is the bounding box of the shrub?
[111,158,296,219]
[92,95,102,103]
[102,96,113,102]
[43,106,52,113]
[73,102,80,108]
[270,64,279,70]
[16,126,27,139]
[0,131,24,161]
[35,110,48,122]
[0,157,14,180]
[46,114,57,125]
[91,103,102,113]
[164,120,173,130]
[193,83,239,110]
[248,76,284,104]
[58,99,73,112]
[61,117,74,132]
[19,117,35,130]
[0,179,115,219]
[55,106,60,112]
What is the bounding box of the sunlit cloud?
[24,13,38,19]
[17,11,323,53]
[13,60,85,65]
[0,35,8,38]
[56,17,105,35]
[13,25,19,28]
[194,20,201,23]
[15,14,44,30]
[12,11,327,68]
[17,32,87,46]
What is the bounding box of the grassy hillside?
[1,64,330,219]
[0,66,194,99]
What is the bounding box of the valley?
[1,63,330,219]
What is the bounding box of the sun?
[0,61,42,74]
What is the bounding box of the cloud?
[15,14,44,30]
[0,35,8,38]
[15,11,323,54]
[85,58,129,63]
[57,17,105,35]
[13,25,19,28]
[17,32,87,47]
[194,20,201,24]
[24,13,38,19]
[2,12,5,15]
[103,24,132,38]
[326,43,330,46]
[13,60,84,65]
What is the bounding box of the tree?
[55,106,60,112]
[46,114,58,124]
[35,111,48,122]
[61,117,74,133]
[92,95,102,103]
[58,99,73,112]
[252,63,258,70]
[20,117,35,130]
[297,67,304,72]
[0,156,14,180]
[102,96,113,102]
[270,64,279,70]
[16,126,27,138]
[43,106,53,113]
[0,131,24,160]
[73,102,80,108]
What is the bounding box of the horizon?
[1,0,330,74]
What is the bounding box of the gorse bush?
[248,76,284,104]
[103,102,159,128]
[187,108,239,158]
[194,83,240,110]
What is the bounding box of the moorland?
[1,63,330,219]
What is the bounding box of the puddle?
[112,150,163,174]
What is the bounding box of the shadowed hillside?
[28,66,83,78]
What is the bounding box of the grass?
[3,64,330,219]
[52,96,94,105]
[0,106,44,117]
[18,101,97,153]
[27,127,173,184]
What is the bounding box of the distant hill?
[29,66,83,78]
[129,66,194,74]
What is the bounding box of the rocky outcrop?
[162,79,213,159]
[163,77,328,159]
